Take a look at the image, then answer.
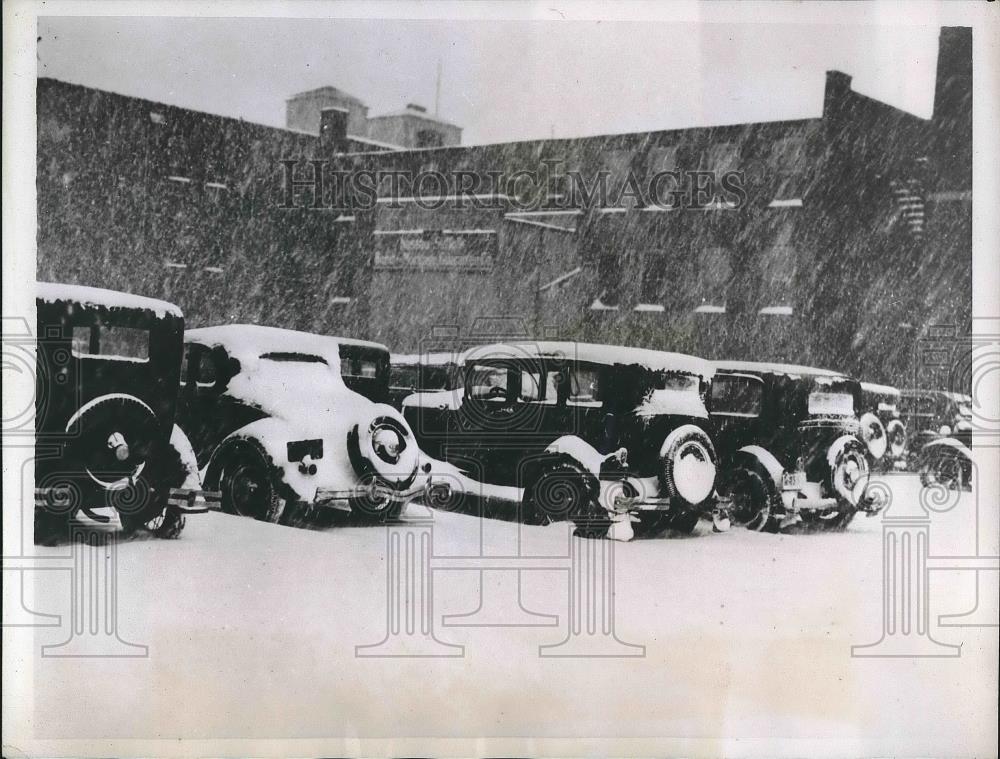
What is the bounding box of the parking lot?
[19,473,996,754]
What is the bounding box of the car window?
[179,347,191,386]
[390,365,419,390]
[70,324,149,362]
[196,352,219,387]
[519,370,559,404]
[710,374,763,416]
[808,391,854,416]
[565,366,597,403]
[467,364,508,400]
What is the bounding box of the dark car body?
[709,361,878,530]
[388,352,462,410]
[404,341,725,536]
[34,282,214,540]
[899,389,973,489]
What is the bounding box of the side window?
[71,326,93,356]
[567,365,601,404]
[179,347,192,386]
[467,364,509,400]
[196,351,218,388]
[710,375,763,416]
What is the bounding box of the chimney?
[823,70,853,120]
[319,107,351,153]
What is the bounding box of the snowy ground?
[8,473,999,755]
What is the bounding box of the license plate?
[782,471,807,491]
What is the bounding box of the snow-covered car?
[388,352,462,411]
[176,325,425,522]
[859,381,907,471]
[709,361,880,531]
[403,341,728,539]
[34,283,217,542]
[899,389,973,490]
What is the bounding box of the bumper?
[167,488,222,514]
[314,478,427,512]
[34,486,221,515]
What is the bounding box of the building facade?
[36,28,971,387]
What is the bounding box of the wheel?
[217,442,287,523]
[117,442,188,538]
[920,450,965,490]
[119,495,186,538]
[667,508,701,534]
[523,462,601,528]
[723,468,778,532]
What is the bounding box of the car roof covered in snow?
[714,360,848,380]
[392,352,460,366]
[465,341,713,378]
[860,381,901,397]
[37,281,183,319]
[186,324,387,360]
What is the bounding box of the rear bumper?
[314,478,427,512]
[167,488,222,514]
[34,486,221,515]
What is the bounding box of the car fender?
[544,435,611,478]
[732,445,785,490]
[922,436,972,461]
[206,417,357,501]
[170,424,203,490]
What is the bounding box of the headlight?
[860,412,887,460]
[939,424,952,436]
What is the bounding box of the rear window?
[261,352,328,364]
[71,325,149,362]
[808,391,854,416]
[390,365,419,389]
[711,375,763,415]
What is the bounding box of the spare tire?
[65,394,161,491]
[659,424,718,507]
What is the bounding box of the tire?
[722,467,779,532]
[523,461,601,527]
[217,441,287,523]
[920,449,966,490]
[119,497,186,538]
[668,508,702,534]
[659,425,718,508]
[117,441,188,538]
[65,394,161,491]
